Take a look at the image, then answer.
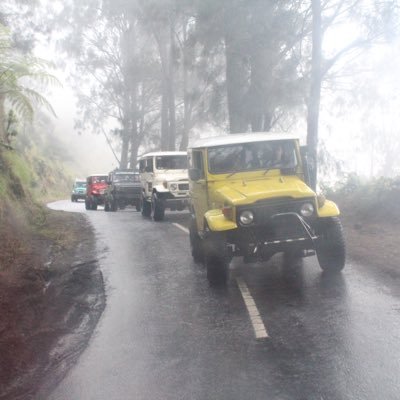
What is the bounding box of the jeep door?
[189,149,208,231]
[139,157,154,200]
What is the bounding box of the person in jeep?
[188,132,346,285]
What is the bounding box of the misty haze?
[1,1,400,400]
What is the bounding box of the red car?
[85,174,108,210]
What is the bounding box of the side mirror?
[189,168,202,181]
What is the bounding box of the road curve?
[45,200,400,400]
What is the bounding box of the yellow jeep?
[187,133,345,284]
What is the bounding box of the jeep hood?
[154,170,188,182]
[114,182,141,188]
[215,176,315,206]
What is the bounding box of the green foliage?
[0,144,73,203]
[0,22,59,140]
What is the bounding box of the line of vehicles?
[71,132,346,284]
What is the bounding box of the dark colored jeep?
[104,169,141,212]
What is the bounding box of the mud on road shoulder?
[0,209,105,400]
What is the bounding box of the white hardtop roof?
[189,132,300,149]
[139,151,187,159]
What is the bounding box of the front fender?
[204,209,237,232]
[153,185,169,193]
[317,199,340,218]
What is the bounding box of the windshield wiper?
[227,169,240,178]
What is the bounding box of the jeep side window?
[146,158,154,172]
[139,160,146,172]
[192,151,205,179]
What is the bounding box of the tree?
[195,0,307,134]
[0,23,57,147]
[306,0,400,189]
[57,0,161,168]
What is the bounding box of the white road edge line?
[172,222,269,340]
[236,277,269,339]
[172,223,189,234]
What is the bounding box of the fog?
[3,0,400,183]
[49,85,118,177]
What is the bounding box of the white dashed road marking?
[172,223,189,234]
[236,277,269,339]
[172,222,269,340]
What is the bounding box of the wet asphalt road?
[46,200,400,400]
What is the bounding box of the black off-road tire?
[152,193,165,221]
[135,203,141,212]
[141,195,151,217]
[189,218,204,263]
[316,217,346,273]
[85,199,90,210]
[91,199,98,211]
[104,201,110,212]
[111,199,117,212]
[204,234,230,285]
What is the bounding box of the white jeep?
[138,151,190,221]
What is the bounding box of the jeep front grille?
[237,197,316,226]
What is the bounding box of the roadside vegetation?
[0,17,103,399]
[326,174,400,224]
[321,175,400,277]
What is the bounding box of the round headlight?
[170,183,178,191]
[239,210,254,225]
[300,202,314,217]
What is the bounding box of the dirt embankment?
[0,205,105,400]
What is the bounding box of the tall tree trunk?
[307,0,322,191]
[179,18,191,151]
[158,34,170,151]
[120,125,130,169]
[167,16,176,151]
[122,15,139,169]
[225,35,249,133]
[129,121,139,169]
[249,50,264,132]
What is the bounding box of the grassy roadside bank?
[0,150,105,399]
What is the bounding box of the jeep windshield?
[155,155,188,170]
[91,176,107,183]
[74,182,86,188]
[207,140,297,175]
[114,173,140,182]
